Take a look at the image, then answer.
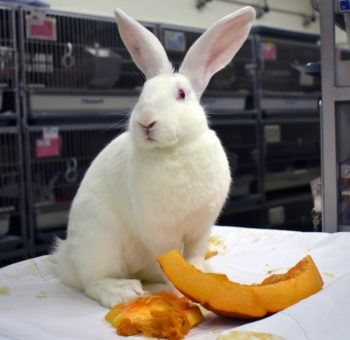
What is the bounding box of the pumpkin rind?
[157,249,324,319]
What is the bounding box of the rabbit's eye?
[178,89,186,100]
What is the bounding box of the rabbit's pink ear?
[179,6,255,97]
[115,9,173,80]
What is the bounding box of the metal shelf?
[333,87,350,101]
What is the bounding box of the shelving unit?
[0,4,27,267]
[0,5,338,265]
[17,7,157,257]
[318,0,350,232]
[251,27,321,232]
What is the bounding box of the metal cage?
[217,203,263,229]
[158,24,256,111]
[257,37,321,94]
[209,113,261,201]
[0,5,17,93]
[339,48,350,62]
[18,7,158,117]
[1,4,18,115]
[20,8,157,91]
[0,252,26,267]
[17,8,157,256]
[0,5,27,267]
[0,124,27,267]
[262,116,320,193]
[265,193,314,232]
[10,8,327,246]
[252,27,321,111]
[26,121,126,257]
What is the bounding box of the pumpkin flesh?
[105,290,204,339]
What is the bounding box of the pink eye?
[178,89,185,100]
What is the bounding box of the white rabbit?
[53,6,255,309]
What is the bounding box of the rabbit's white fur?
[54,7,255,309]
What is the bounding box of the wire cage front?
[213,117,262,228]
[336,103,350,230]
[217,204,262,228]
[251,27,321,111]
[263,118,321,192]
[0,5,18,114]
[0,5,16,89]
[20,8,157,93]
[265,194,314,232]
[257,37,321,94]
[26,123,125,256]
[0,253,26,267]
[0,128,26,265]
[0,5,26,266]
[158,24,255,110]
[209,115,260,200]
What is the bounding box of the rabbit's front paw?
[86,278,144,309]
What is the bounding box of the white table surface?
[1,226,350,340]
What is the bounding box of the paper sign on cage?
[262,40,277,60]
[26,11,57,41]
[43,127,59,139]
[36,138,60,158]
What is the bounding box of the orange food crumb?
[205,250,218,260]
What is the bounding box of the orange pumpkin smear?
[157,249,324,320]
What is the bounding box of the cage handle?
[65,157,78,183]
[61,42,75,69]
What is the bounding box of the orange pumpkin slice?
[105,290,203,340]
[157,249,323,320]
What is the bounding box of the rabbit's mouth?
[143,129,157,142]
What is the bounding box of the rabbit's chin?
[140,138,179,150]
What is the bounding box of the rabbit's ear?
[115,9,173,80]
[179,6,255,97]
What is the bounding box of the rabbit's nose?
[139,121,156,130]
